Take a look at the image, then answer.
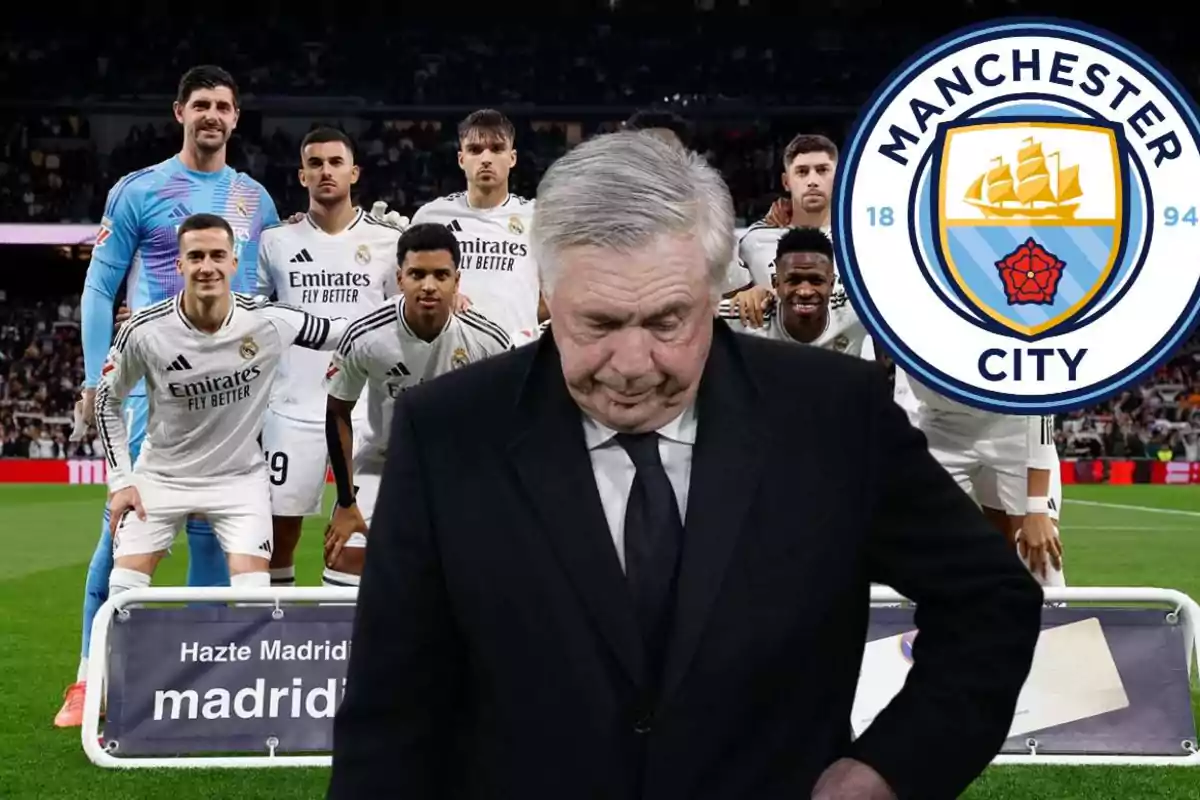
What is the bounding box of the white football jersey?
[410,192,538,339]
[324,296,514,472]
[736,221,787,290]
[256,208,401,422]
[717,297,868,358]
[96,293,346,492]
[906,372,1031,448]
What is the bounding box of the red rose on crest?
[995,238,1065,305]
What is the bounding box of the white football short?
[920,413,1027,516]
[340,471,382,549]
[261,410,329,517]
[112,472,273,559]
[974,441,1070,522]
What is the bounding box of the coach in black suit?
[328,132,1043,799]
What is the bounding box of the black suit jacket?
[328,321,1043,800]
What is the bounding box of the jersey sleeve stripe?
[95,384,119,468]
[305,316,331,348]
[336,314,396,356]
[299,312,314,346]
[111,304,174,353]
[459,308,511,346]
[458,312,512,350]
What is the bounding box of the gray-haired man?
[328,132,1042,800]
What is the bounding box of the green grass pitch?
[1,483,1197,798]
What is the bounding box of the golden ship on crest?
[963,136,1083,219]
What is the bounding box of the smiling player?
[719,227,867,357]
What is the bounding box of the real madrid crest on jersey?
[835,20,1200,414]
[508,216,524,235]
[239,336,258,360]
[355,243,372,265]
[451,347,469,369]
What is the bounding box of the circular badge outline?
[835,18,1200,414]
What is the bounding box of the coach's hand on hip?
[812,758,896,800]
[328,131,1043,800]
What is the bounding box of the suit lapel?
[507,336,646,686]
[660,322,768,705]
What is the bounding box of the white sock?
[108,567,151,598]
[76,657,88,683]
[269,566,295,587]
[230,571,270,590]
[322,568,360,588]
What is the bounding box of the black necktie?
[615,432,684,683]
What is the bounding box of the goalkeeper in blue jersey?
[54,65,279,728]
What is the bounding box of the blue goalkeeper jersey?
[81,155,279,393]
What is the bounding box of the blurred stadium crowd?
[1,5,1198,458]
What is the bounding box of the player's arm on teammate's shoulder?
[323,345,369,566]
[81,180,142,424]
[716,297,768,337]
[731,284,774,328]
[262,301,349,351]
[851,364,1042,799]
[764,196,792,228]
[369,199,409,229]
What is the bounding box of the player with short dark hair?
[720,227,867,357]
[255,125,403,589]
[57,65,279,728]
[322,223,511,586]
[409,109,543,340]
[300,125,356,158]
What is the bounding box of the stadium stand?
[0,5,1198,457]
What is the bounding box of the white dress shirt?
[583,404,698,573]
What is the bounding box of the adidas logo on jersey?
[387,362,411,377]
[447,220,463,232]
[290,249,315,263]
[165,354,193,371]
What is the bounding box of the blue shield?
[932,119,1126,339]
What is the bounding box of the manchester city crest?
[239,336,258,360]
[836,20,1200,414]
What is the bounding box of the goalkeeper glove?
[370,200,409,230]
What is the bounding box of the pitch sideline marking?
[1067,499,1200,518]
